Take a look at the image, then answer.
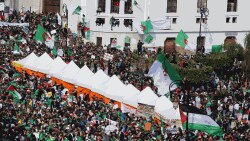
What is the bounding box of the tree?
[244,33,250,79]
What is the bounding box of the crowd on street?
[0,11,249,141]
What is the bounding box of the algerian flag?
[67,47,73,57]
[212,45,222,53]
[175,30,189,48]
[9,90,22,100]
[133,0,138,5]
[141,20,153,34]
[180,108,223,136]
[52,46,57,56]
[73,6,81,15]
[86,30,90,40]
[144,34,153,44]
[148,53,181,95]
[34,25,47,42]
[125,36,131,44]
[14,44,19,54]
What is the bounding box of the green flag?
[86,30,90,40]
[73,6,82,15]
[175,30,189,48]
[13,73,21,78]
[14,44,19,52]
[67,47,73,56]
[125,36,131,44]
[212,45,222,53]
[141,20,153,34]
[133,0,138,6]
[144,34,153,44]
[52,46,57,56]
[34,25,48,43]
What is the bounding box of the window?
[110,38,117,47]
[196,18,206,24]
[232,17,237,23]
[124,19,133,31]
[167,0,177,13]
[97,37,102,46]
[124,0,133,14]
[197,0,207,13]
[226,17,230,23]
[227,0,237,12]
[111,0,120,13]
[172,18,177,24]
[95,18,105,26]
[97,0,106,13]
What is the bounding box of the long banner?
[0,22,29,27]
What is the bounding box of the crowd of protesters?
[0,10,249,140]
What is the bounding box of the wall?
[85,0,250,50]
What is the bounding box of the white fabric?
[0,22,29,27]
[122,84,140,108]
[57,13,62,25]
[86,70,110,90]
[134,21,144,34]
[23,52,39,70]
[73,65,94,87]
[103,75,127,102]
[59,61,80,84]
[151,19,171,30]
[32,53,53,73]
[148,60,176,95]
[154,96,181,120]
[137,87,158,106]
[48,57,67,77]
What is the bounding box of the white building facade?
[82,0,250,51]
[3,0,250,52]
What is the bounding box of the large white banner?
[0,22,29,27]
[134,19,171,34]
[151,19,171,30]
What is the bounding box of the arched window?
[97,0,106,13]
[167,0,177,13]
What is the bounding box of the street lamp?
[197,0,209,54]
[62,4,69,60]
[169,80,189,140]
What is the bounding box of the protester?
[0,11,249,141]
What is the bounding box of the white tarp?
[23,53,39,70]
[122,84,140,108]
[137,87,158,106]
[154,96,181,120]
[73,65,94,87]
[59,61,80,84]
[86,70,110,91]
[151,19,171,30]
[0,22,29,27]
[32,53,53,72]
[15,52,36,66]
[103,75,127,102]
[48,57,67,77]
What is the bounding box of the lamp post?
[62,4,69,60]
[169,80,189,141]
[197,0,209,54]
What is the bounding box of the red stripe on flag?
[7,85,15,91]
[180,110,187,125]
